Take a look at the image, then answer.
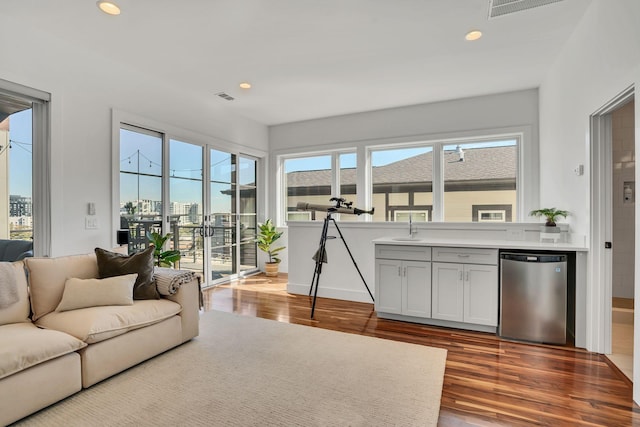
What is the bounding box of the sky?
[120,129,255,209]
[8,109,32,197]
[284,140,516,172]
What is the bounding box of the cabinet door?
[402,261,431,318]
[464,264,498,326]
[432,262,464,322]
[375,259,402,314]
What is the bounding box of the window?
[393,210,429,222]
[371,146,433,222]
[443,140,517,222]
[0,79,51,255]
[287,211,312,221]
[119,125,163,251]
[283,152,357,221]
[278,134,521,224]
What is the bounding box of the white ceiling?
[5,0,592,125]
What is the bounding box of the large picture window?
[279,134,520,224]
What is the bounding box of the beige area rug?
[15,311,447,427]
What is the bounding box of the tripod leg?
[330,219,375,303]
[309,216,331,318]
[309,216,330,296]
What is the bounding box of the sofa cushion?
[36,299,182,344]
[0,261,31,326]
[95,246,158,300]
[25,254,99,321]
[0,322,87,380]
[55,274,137,312]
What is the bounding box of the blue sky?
[120,130,254,209]
[8,109,32,197]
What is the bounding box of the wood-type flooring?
[205,274,640,426]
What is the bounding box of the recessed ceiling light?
[97,1,121,16]
[239,82,252,89]
[465,30,482,41]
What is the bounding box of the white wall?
[537,0,640,399]
[539,0,640,238]
[270,89,540,269]
[0,17,268,256]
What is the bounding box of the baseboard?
[287,282,374,304]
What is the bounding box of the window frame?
[366,133,522,223]
[279,149,357,224]
[0,79,51,256]
[275,128,531,225]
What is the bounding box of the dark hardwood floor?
[204,274,640,426]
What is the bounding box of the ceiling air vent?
[216,92,235,101]
[488,0,564,18]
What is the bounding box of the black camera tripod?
[308,209,375,319]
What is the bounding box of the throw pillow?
[0,261,30,326]
[55,274,137,312]
[95,246,158,300]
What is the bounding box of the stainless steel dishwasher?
[499,252,568,344]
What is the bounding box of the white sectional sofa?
[0,251,200,426]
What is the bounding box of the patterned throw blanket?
[154,267,197,296]
[0,262,18,309]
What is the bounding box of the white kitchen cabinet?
[432,247,498,327]
[375,245,431,318]
[431,262,464,322]
[463,264,498,326]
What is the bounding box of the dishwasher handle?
[500,253,567,263]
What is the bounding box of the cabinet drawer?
[432,247,498,265]
[375,245,431,261]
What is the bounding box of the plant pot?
[265,262,279,277]
[540,225,561,243]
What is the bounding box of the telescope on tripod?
[297,197,375,318]
[296,199,374,216]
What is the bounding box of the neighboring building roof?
[287,145,517,187]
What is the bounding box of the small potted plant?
[147,231,181,267]
[256,219,285,277]
[529,208,569,227]
[530,208,569,242]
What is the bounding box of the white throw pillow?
[55,274,137,312]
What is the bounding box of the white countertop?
[373,236,588,251]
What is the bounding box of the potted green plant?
[529,208,569,227]
[530,208,569,242]
[256,219,285,277]
[147,231,181,267]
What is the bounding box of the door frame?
[589,85,634,355]
[112,109,265,287]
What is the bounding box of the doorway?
[590,87,635,381]
[609,99,636,380]
[119,125,259,288]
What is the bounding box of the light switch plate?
[85,217,99,229]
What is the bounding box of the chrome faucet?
[409,215,415,237]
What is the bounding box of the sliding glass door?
[119,125,259,287]
[169,139,204,277]
[208,150,258,282]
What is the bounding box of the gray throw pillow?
[94,246,158,300]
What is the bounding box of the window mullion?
[431,143,444,222]
[162,133,171,233]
